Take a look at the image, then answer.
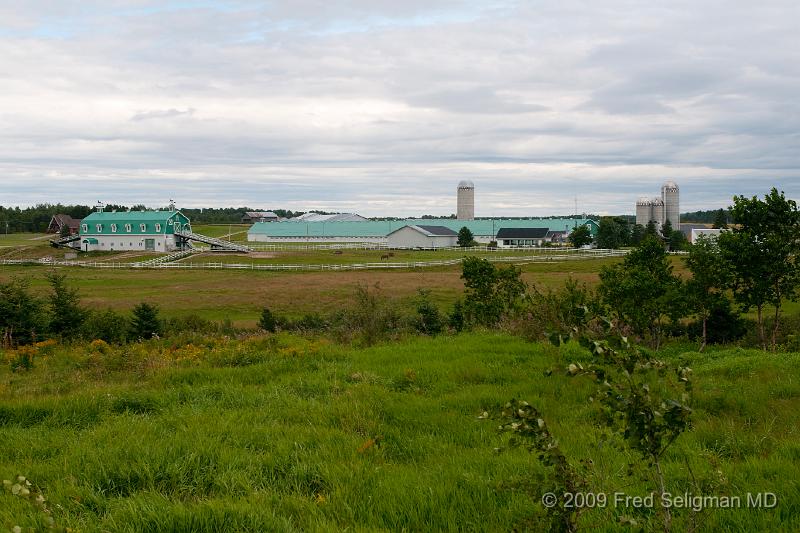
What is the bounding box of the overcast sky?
[1,1,798,216]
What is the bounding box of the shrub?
[461,257,526,327]
[414,289,443,336]
[6,345,37,372]
[448,299,466,333]
[295,313,328,332]
[521,278,596,340]
[164,314,218,336]
[81,309,129,344]
[687,298,747,346]
[331,285,406,345]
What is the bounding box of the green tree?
[669,229,687,252]
[712,208,728,229]
[553,319,692,532]
[630,224,645,246]
[258,307,277,332]
[684,236,731,351]
[595,217,629,249]
[45,272,85,339]
[598,237,683,348]
[660,219,673,241]
[59,223,71,238]
[567,225,592,247]
[461,257,526,327]
[0,278,44,347]
[415,289,443,336]
[644,220,659,239]
[457,226,474,247]
[129,303,163,340]
[448,299,466,332]
[718,188,800,350]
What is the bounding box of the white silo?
[661,181,680,230]
[457,180,475,220]
[636,197,653,226]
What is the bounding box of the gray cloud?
[130,108,195,121]
[0,0,798,216]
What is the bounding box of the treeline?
[591,217,687,250]
[0,204,310,232]
[682,208,732,223]
[180,208,300,224]
[0,205,93,233]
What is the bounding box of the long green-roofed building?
[79,210,191,252]
[247,217,598,244]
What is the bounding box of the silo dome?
[636,196,652,205]
[662,180,679,191]
[458,180,474,189]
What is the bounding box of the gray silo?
[457,180,475,220]
[636,197,653,226]
[661,181,680,230]
[650,197,665,228]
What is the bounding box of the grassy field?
[0,257,628,325]
[191,224,250,241]
[0,333,797,531]
[0,233,52,248]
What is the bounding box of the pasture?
[0,256,626,325]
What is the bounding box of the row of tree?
[599,188,799,351]
[0,204,314,232]
[0,273,168,347]
[590,217,687,250]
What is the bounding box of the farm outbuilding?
[690,228,723,244]
[47,214,82,235]
[292,213,368,222]
[386,225,458,248]
[241,211,279,223]
[496,227,550,247]
[79,210,192,252]
[248,217,598,244]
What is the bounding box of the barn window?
[111,224,117,233]
[155,223,162,232]
[95,224,102,232]
[140,223,147,231]
[125,224,132,232]
[82,224,88,232]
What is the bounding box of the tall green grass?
[1,334,798,531]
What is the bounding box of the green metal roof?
[80,210,190,236]
[248,217,598,238]
[82,238,98,244]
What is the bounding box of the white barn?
[386,225,458,249]
[79,210,192,252]
[691,228,723,244]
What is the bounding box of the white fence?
[0,249,627,272]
